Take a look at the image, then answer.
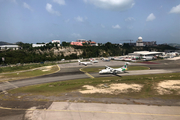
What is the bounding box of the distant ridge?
[168,43,180,49]
[0,41,14,45]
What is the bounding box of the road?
[0,102,180,120]
[27,102,180,120]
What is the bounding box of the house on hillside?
[0,45,21,50]
[70,42,83,46]
[90,41,98,46]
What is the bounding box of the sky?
[0,0,180,44]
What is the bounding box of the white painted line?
[5,81,18,88]
[0,83,4,93]
[0,83,8,94]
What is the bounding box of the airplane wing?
[105,65,113,70]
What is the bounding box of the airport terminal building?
[128,51,164,57]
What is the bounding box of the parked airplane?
[102,58,111,62]
[99,62,130,74]
[78,60,92,66]
[142,56,155,61]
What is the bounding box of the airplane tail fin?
[124,62,130,68]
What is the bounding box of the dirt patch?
[79,83,143,94]
[40,66,53,72]
[156,80,180,95]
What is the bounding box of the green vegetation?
[81,66,149,73]
[0,65,59,82]
[5,73,180,100]
[0,41,177,64]
[0,63,56,73]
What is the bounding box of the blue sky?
[0,0,180,44]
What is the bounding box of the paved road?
[31,102,180,120]
[1,102,180,120]
[0,59,180,120]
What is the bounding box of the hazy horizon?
[0,0,180,44]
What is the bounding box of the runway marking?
[0,106,180,117]
[85,72,94,79]
[79,68,94,79]
[0,82,8,94]
[57,64,61,72]
[5,81,18,88]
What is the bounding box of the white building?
[32,44,46,47]
[128,51,164,59]
[52,40,60,44]
[136,37,144,46]
[52,40,60,47]
[0,45,20,50]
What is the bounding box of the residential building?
[0,45,21,50]
[32,44,46,47]
[70,42,83,46]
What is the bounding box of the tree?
[62,41,70,46]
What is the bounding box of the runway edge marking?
[5,81,18,88]
[79,68,94,79]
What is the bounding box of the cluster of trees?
[0,41,178,64]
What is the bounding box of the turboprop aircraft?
[99,62,130,74]
[78,60,92,66]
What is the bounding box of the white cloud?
[71,33,81,38]
[5,0,17,4]
[23,2,33,11]
[46,3,60,16]
[146,13,156,21]
[112,24,121,29]
[101,24,105,28]
[127,26,133,29]
[169,4,180,14]
[53,0,65,5]
[11,0,16,3]
[125,17,135,21]
[84,0,135,11]
[75,16,84,22]
[65,19,70,23]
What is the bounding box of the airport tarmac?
[0,59,180,120]
[1,59,180,92]
[0,102,180,120]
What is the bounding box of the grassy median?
[0,65,59,82]
[0,63,57,73]
[2,72,180,101]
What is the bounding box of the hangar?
[128,51,164,56]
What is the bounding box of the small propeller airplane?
[78,60,92,66]
[99,62,130,74]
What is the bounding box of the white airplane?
[78,60,92,66]
[142,56,155,61]
[102,58,111,62]
[99,62,130,74]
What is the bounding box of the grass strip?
[0,63,57,73]
[4,72,180,100]
[0,65,59,82]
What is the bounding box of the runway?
[0,59,180,120]
[0,59,180,92]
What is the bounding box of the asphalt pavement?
[0,59,180,120]
[1,59,180,92]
